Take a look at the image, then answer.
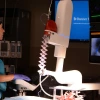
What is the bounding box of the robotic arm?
[38,0,82,86]
[4,1,100,100]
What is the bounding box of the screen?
[91,38,100,56]
[11,46,15,52]
[89,0,100,23]
[1,43,7,51]
[17,46,21,52]
[55,0,90,41]
[89,32,100,63]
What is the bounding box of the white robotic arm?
[38,0,82,85]
[48,0,72,72]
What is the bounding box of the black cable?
[10,0,19,38]
[10,0,20,73]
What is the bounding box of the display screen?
[11,46,15,52]
[89,32,100,63]
[17,46,21,52]
[89,0,100,23]
[55,0,90,41]
[91,38,100,56]
[1,43,7,51]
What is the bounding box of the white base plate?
[50,83,100,91]
[4,96,51,100]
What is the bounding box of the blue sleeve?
[0,59,7,91]
[0,59,5,75]
[0,82,7,91]
[0,92,2,99]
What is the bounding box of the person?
[0,23,31,99]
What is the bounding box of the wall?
[0,0,31,10]
[0,0,32,74]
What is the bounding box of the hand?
[13,74,31,81]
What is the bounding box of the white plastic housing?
[14,79,37,91]
[54,0,73,58]
[4,96,51,100]
[47,0,73,72]
[48,0,73,48]
[56,0,73,40]
[44,70,82,85]
[50,83,100,91]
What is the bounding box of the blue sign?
[55,0,90,41]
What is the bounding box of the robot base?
[4,96,51,100]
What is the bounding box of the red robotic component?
[44,20,57,35]
[56,92,75,100]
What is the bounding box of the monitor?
[89,32,100,63]
[1,42,8,51]
[55,0,90,41]
[0,41,10,57]
[89,0,100,23]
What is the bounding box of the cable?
[47,0,53,19]
[39,75,53,97]
[40,0,53,25]
[10,0,20,73]
[33,74,49,90]
[40,13,48,25]
[38,0,54,98]
[38,89,41,97]
[49,0,53,11]
[10,0,20,37]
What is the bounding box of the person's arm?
[0,74,31,82]
[0,74,14,82]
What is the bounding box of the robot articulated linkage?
[38,0,82,85]
[38,0,85,100]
